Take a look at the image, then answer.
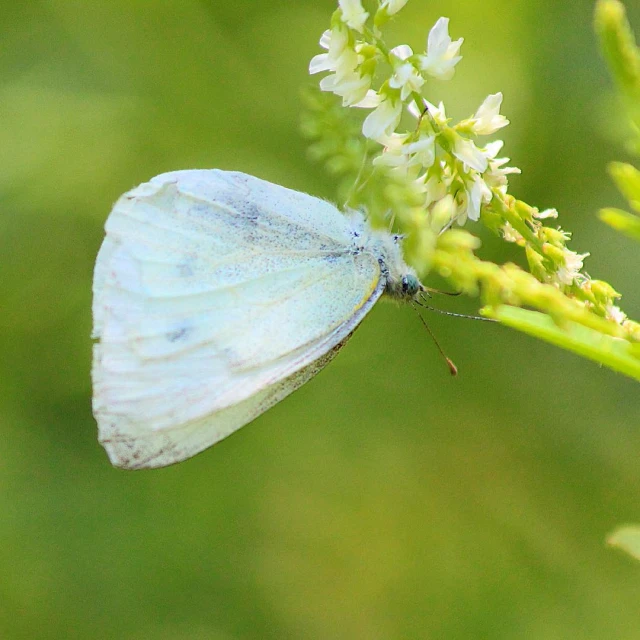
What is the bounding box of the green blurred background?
[2,1,640,638]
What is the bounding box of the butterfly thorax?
[349,213,423,302]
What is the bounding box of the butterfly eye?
[402,275,420,296]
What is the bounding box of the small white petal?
[319,65,372,107]
[428,17,451,51]
[337,74,372,106]
[419,17,463,80]
[501,165,521,176]
[309,53,332,74]
[362,99,402,141]
[389,62,424,100]
[555,249,589,285]
[465,175,491,221]
[466,191,481,223]
[407,101,423,119]
[380,0,409,16]
[372,132,435,172]
[472,93,509,135]
[534,208,558,219]
[309,26,350,76]
[484,140,505,158]
[372,150,408,167]
[353,90,382,109]
[333,46,359,76]
[390,44,414,61]
[424,175,447,207]
[453,137,488,173]
[484,149,521,189]
[502,222,523,243]
[339,0,369,32]
[328,26,349,56]
[428,100,448,124]
[319,30,332,50]
[319,74,338,92]
[408,99,448,126]
[405,135,436,168]
[606,304,627,324]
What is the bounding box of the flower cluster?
[305,0,636,340]
[310,3,511,228]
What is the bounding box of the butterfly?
[92,170,425,469]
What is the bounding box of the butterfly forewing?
[92,171,384,468]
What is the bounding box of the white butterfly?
[92,170,424,469]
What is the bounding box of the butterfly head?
[384,270,425,301]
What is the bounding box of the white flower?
[453,136,488,173]
[390,44,413,60]
[379,0,409,16]
[424,173,448,207]
[362,97,402,141]
[408,99,448,127]
[309,23,376,107]
[373,133,435,172]
[429,193,456,231]
[606,304,627,325]
[320,66,372,106]
[404,135,436,168]
[418,17,463,81]
[389,62,424,100]
[483,140,520,190]
[311,28,372,107]
[372,133,411,167]
[389,45,424,101]
[484,139,505,159]
[555,248,589,285]
[339,0,369,32]
[472,93,509,135]
[534,208,558,219]
[309,27,349,75]
[464,174,491,221]
[502,222,523,243]
[352,90,381,108]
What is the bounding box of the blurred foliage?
[595,0,640,154]
[608,526,640,562]
[595,0,640,565]
[597,0,640,247]
[2,1,640,639]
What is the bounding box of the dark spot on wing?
[167,326,190,343]
[242,203,260,222]
[177,262,193,277]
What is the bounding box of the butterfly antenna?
[411,303,458,376]
[416,296,496,322]
[422,286,462,297]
